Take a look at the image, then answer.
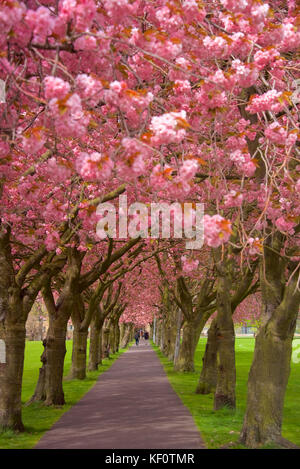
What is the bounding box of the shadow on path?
[35,342,205,449]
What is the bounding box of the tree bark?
[120,323,133,348]
[29,316,68,406]
[69,327,88,380]
[44,321,67,405]
[88,315,101,371]
[196,318,218,394]
[214,272,236,411]
[240,248,300,447]
[102,325,111,358]
[0,322,26,431]
[173,309,182,365]
[174,319,201,372]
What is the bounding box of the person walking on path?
[134,331,140,346]
[144,331,149,342]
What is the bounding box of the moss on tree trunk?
[196,318,218,394]
[0,322,26,432]
[69,327,88,380]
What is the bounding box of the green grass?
[153,338,300,449]
[0,340,129,449]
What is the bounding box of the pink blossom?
[182,0,206,22]
[230,150,256,177]
[44,76,70,100]
[45,230,60,251]
[246,90,285,114]
[224,190,244,207]
[75,74,103,106]
[21,132,46,154]
[275,216,296,234]
[74,35,97,51]
[204,214,232,248]
[181,256,199,273]
[25,7,55,42]
[179,159,198,181]
[76,152,114,181]
[150,111,188,145]
[265,123,287,145]
[0,141,9,158]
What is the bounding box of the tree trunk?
[115,322,120,353]
[214,272,236,410]
[97,328,103,364]
[167,308,179,362]
[27,339,47,404]
[173,310,182,366]
[196,318,218,394]
[88,317,100,372]
[240,264,300,448]
[44,322,67,405]
[109,323,116,354]
[69,327,88,380]
[155,320,161,346]
[0,322,26,432]
[30,318,67,405]
[120,323,133,348]
[174,320,201,372]
[102,326,110,358]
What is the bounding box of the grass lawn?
[153,338,300,449]
[0,340,128,449]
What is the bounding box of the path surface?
[35,342,205,449]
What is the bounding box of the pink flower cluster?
[103,0,136,22]
[44,157,72,183]
[25,7,55,42]
[179,159,199,181]
[253,49,280,70]
[0,1,26,34]
[0,140,9,159]
[76,151,114,181]
[231,60,259,87]
[21,131,46,155]
[75,74,103,107]
[45,230,60,251]
[44,77,89,138]
[181,255,199,273]
[44,76,70,100]
[59,0,96,31]
[204,214,232,248]
[247,237,262,256]
[150,110,188,145]
[116,138,147,179]
[265,123,287,145]
[246,90,285,114]
[223,190,244,208]
[155,6,183,32]
[230,150,256,177]
[203,36,229,59]
[275,216,296,235]
[182,0,206,23]
[74,35,97,51]
[150,164,173,191]
[105,81,153,125]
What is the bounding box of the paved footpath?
[35,342,205,449]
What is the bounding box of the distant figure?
[134,331,140,346]
[144,331,149,341]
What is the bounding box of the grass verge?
[152,338,300,449]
